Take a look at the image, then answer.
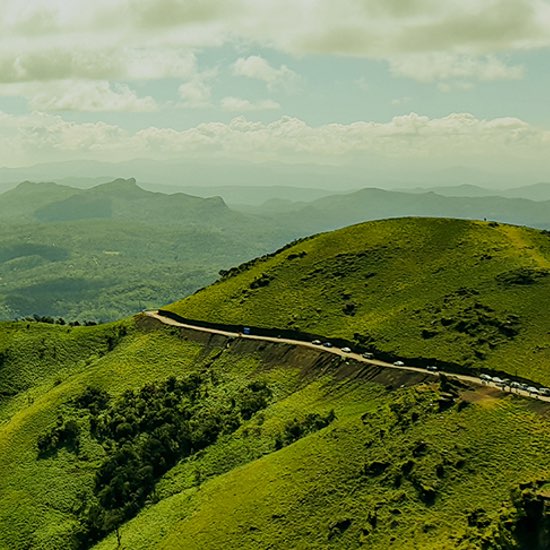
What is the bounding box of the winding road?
[144,310,550,404]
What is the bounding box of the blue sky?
[0,0,549,186]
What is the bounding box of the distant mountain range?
[0,179,297,321]
[1,178,229,224]
[402,182,550,201]
[1,177,548,321]
[247,186,550,232]
[1,158,547,195]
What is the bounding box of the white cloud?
[0,48,197,84]
[178,69,218,108]
[1,110,548,168]
[389,54,525,83]
[0,81,158,112]
[33,81,157,112]
[221,97,280,112]
[0,0,548,87]
[232,55,299,90]
[391,96,412,106]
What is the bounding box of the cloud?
[391,96,412,106]
[1,110,548,168]
[178,69,218,107]
[0,81,158,112]
[280,0,550,56]
[0,48,197,84]
[1,0,548,87]
[232,55,299,91]
[221,97,280,112]
[30,81,158,112]
[389,53,525,82]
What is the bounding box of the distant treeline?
[18,314,100,326]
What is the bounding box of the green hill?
[1,217,550,550]
[1,315,550,550]
[167,217,550,384]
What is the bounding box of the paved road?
[144,310,550,403]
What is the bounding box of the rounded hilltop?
[167,217,550,383]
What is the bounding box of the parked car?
[362,352,374,359]
[312,340,322,345]
[539,387,550,396]
[322,342,333,348]
[527,386,540,395]
[341,346,352,353]
[480,374,492,381]
[393,360,405,366]
[426,365,438,372]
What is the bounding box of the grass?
[167,218,550,384]
[1,316,549,549]
[1,217,550,549]
[93,355,550,550]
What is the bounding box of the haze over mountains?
[0,179,297,321]
[1,177,549,322]
[265,187,550,233]
[1,158,548,197]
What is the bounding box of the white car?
[341,346,352,353]
[312,340,322,345]
[393,360,405,366]
[480,374,492,381]
[362,352,374,359]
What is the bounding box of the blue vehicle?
[243,327,251,335]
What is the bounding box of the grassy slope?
[1,318,549,549]
[167,218,550,384]
[0,319,218,549]
[108,387,550,550]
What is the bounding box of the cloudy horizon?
[1,0,549,186]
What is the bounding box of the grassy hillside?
[1,317,549,550]
[167,218,550,384]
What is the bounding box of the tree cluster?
[37,374,272,548]
[275,410,336,450]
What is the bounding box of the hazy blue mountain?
[502,182,550,201]
[402,184,496,197]
[165,184,339,206]
[2,158,544,193]
[0,179,298,321]
[264,187,550,232]
[400,182,550,201]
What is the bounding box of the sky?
[0,0,549,186]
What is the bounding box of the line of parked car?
[311,340,375,359]
[310,340,547,399]
[309,340,438,371]
[479,374,550,396]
